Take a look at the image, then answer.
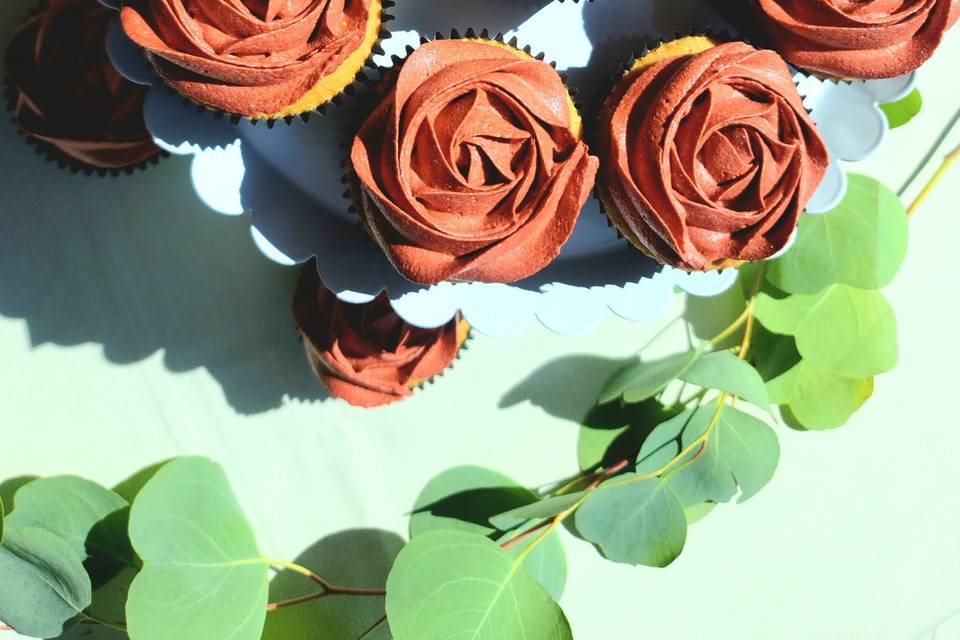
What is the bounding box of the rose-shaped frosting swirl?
[4,0,160,170]
[120,0,375,115]
[598,40,829,271]
[350,39,599,285]
[756,0,960,78]
[293,266,469,407]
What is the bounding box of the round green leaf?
[755,286,898,379]
[0,526,92,638]
[768,360,874,430]
[126,457,269,640]
[575,476,687,567]
[678,351,770,408]
[636,405,780,505]
[410,466,537,538]
[766,174,908,294]
[386,530,571,640]
[502,528,567,602]
[410,467,566,599]
[5,476,132,571]
[684,502,716,525]
[600,348,702,404]
[880,89,923,129]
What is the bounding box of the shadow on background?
[499,354,630,424]
[0,92,327,414]
[262,529,403,640]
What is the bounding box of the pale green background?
[1,3,958,637]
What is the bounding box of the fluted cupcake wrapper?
[139,0,396,128]
[3,1,168,177]
[337,27,586,237]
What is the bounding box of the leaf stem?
[357,614,388,640]
[908,140,960,218]
[708,303,752,347]
[263,560,386,612]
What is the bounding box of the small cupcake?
[292,264,470,408]
[349,35,599,285]
[119,0,386,120]
[754,0,960,79]
[4,0,162,173]
[596,37,829,271]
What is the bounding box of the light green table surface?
[2,3,959,637]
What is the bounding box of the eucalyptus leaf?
[1,496,4,545]
[577,399,680,471]
[409,466,566,599]
[5,476,133,574]
[126,457,269,640]
[386,530,571,640]
[880,89,923,129]
[600,348,702,404]
[636,404,779,505]
[410,466,537,538]
[684,502,716,525]
[502,528,567,602]
[767,174,908,294]
[750,326,802,382]
[678,351,770,408]
[575,475,686,567]
[768,360,874,430]
[754,285,898,379]
[0,526,92,638]
[489,492,585,531]
[0,476,37,517]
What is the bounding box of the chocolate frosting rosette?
[350,36,599,285]
[293,265,470,408]
[120,0,386,120]
[755,0,960,79]
[4,0,162,173]
[596,37,829,271]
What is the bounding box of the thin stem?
[908,141,960,218]
[79,612,127,632]
[357,614,388,640]
[708,304,753,347]
[500,519,554,551]
[899,104,960,197]
[263,560,386,612]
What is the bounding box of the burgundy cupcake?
[293,265,471,408]
[4,0,161,172]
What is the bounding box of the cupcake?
[754,0,960,79]
[596,37,829,271]
[4,0,162,173]
[292,264,470,408]
[119,0,387,120]
[349,34,599,285]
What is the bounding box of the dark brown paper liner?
[150,0,396,128]
[3,2,167,177]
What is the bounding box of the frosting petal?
[120,0,373,114]
[351,39,599,285]
[756,0,960,78]
[4,0,159,170]
[292,265,469,408]
[598,41,829,271]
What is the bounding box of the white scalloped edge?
[106,1,916,336]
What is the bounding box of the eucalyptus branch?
[263,560,386,613]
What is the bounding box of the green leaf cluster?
[0,458,363,640]
[756,174,908,429]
